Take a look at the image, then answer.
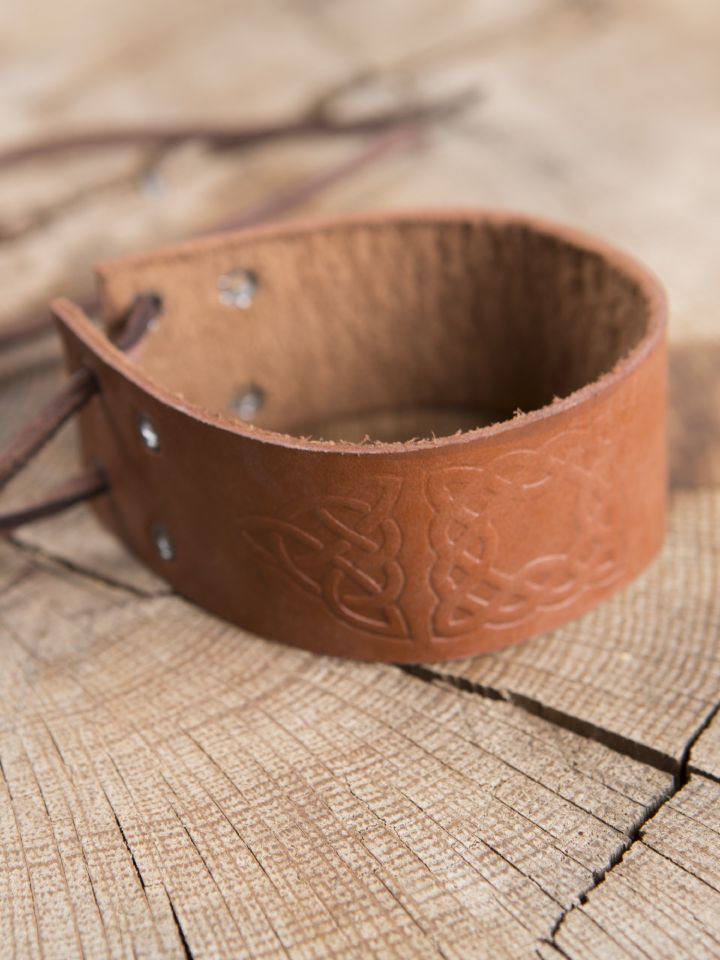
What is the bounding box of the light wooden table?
[1,2,719,957]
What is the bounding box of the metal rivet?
[217,269,257,309]
[152,525,175,562]
[138,413,160,452]
[231,383,265,420]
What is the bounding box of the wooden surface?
[1,1,719,958]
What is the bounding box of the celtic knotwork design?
[239,478,410,638]
[427,428,622,637]
[239,418,624,641]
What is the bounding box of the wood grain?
[1,0,719,957]
[689,711,720,781]
[546,776,720,960]
[0,542,673,959]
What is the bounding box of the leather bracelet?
[50,210,667,663]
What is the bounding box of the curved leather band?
[52,211,667,663]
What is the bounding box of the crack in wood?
[688,765,720,785]
[402,665,678,773]
[108,805,146,892]
[542,696,720,953]
[402,662,720,954]
[543,787,673,948]
[168,900,194,960]
[7,535,170,599]
[0,755,13,801]
[687,701,720,784]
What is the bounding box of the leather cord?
[0,468,108,533]
[211,124,422,233]
[0,121,426,351]
[0,367,100,532]
[0,367,98,493]
[0,293,166,532]
[0,90,471,170]
[111,291,164,351]
[0,93,469,531]
[0,117,415,526]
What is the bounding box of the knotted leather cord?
[0,368,98,491]
[0,291,165,533]
[0,93,464,350]
[0,469,108,533]
[0,94,464,531]
[0,368,101,532]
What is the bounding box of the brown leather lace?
[0,93,469,531]
[0,92,471,349]
[0,368,101,532]
[0,93,470,170]
[0,468,108,533]
[0,293,163,532]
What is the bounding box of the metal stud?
[231,383,265,420]
[217,268,258,309]
[152,525,176,562]
[138,413,160,452]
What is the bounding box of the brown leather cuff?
[53,210,667,663]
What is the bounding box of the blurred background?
[1,0,718,478]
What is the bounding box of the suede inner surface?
[97,219,649,439]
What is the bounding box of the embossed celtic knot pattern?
[427,432,621,638]
[239,478,410,638]
[239,427,622,641]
